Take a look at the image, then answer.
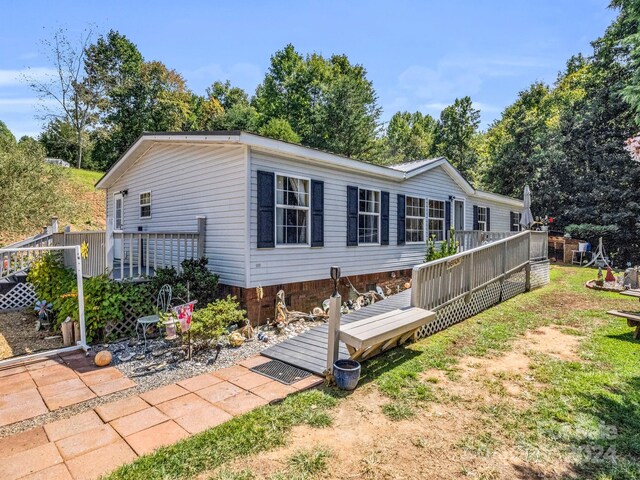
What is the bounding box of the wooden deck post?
[196,216,206,258]
[326,294,341,376]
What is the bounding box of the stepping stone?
[0,427,48,459]
[29,365,78,388]
[44,410,104,442]
[174,404,232,434]
[0,389,48,427]
[18,463,72,480]
[238,355,271,369]
[139,384,188,405]
[195,381,242,404]
[0,372,37,395]
[0,442,63,480]
[156,393,214,419]
[95,395,149,423]
[54,424,120,460]
[109,407,169,437]
[79,367,122,386]
[214,391,268,416]
[42,386,96,411]
[177,373,223,392]
[65,439,136,480]
[124,420,189,456]
[250,380,296,402]
[227,371,273,390]
[88,377,136,397]
[211,365,250,381]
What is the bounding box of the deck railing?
[454,230,518,252]
[530,231,549,261]
[54,231,106,277]
[0,219,58,279]
[112,217,206,280]
[411,230,545,311]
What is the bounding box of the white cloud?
[0,97,56,113]
[0,67,56,87]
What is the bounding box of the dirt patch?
[0,310,64,360]
[206,325,583,480]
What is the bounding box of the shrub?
[424,228,459,262]
[148,257,219,308]
[190,295,246,347]
[28,254,154,342]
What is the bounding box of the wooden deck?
[260,290,412,375]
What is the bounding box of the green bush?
[424,228,459,262]
[27,254,154,342]
[190,295,246,346]
[148,257,219,308]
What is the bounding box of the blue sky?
[1,0,616,138]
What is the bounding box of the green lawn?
[66,167,103,187]
[105,265,640,480]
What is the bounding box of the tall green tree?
[253,44,381,160]
[386,111,437,162]
[435,96,481,177]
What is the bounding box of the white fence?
[454,230,518,252]
[0,231,55,280]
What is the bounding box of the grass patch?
[105,390,336,480]
[381,401,415,420]
[288,446,332,476]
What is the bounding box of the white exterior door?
[113,193,124,261]
[454,199,465,231]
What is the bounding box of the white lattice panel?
[0,282,37,311]
[530,260,550,289]
[417,267,527,339]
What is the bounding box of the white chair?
[136,284,172,351]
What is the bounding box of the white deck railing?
[112,217,206,280]
[454,230,518,252]
[0,224,57,279]
[411,230,545,311]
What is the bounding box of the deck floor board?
[261,290,412,375]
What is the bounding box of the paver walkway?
[0,355,322,480]
[0,351,135,428]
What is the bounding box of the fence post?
[51,217,59,234]
[326,295,341,376]
[196,216,206,259]
[525,232,532,291]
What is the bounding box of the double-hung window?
[405,196,425,243]
[477,206,488,231]
[428,199,445,241]
[276,175,309,245]
[510,211,521,232]
[139,192,151,219]
[358,189,380,244]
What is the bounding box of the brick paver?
[0,371,36,394]
[124,420,189,456]
[87,376,136,396]
[42,385,96,411]
[95,395,149,423]
[0,355,324,479]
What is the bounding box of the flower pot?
[333,359,361,390]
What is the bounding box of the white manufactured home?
[95,131,524,319]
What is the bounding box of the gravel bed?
[0,319,324,438]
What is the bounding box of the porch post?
[196,216,206,259]
[326,266,342,376]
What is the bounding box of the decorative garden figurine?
[605,266,616,283]
[34,299,53,330]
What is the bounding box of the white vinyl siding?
[428,199,445,241]
[405,196,425,243]
[358,189,380,244]
[276,175,309,245]
[105,143,248,286]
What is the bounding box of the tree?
[85,30,193,169]
[39,118,93,166]
[27,28,98,168]
[258,118,300,143]
[434,96,481,177]
[0,120,16,152]
[253,44,381,160]
[386,111,437,162]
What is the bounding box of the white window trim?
[139,191,152,219]
[453,198,466,232]
[511,211,522,232]
[113,192,124,231]
[274,173,311,247]
[405,195,426,245]
[358,187,381,246]
[477,205,488,232]
[427,198,446,242]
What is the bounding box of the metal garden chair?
[136,284,172,351]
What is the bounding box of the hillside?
[1,167,106,246]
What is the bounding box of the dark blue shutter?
[486,207,491,231]
[347,186,358,246]
[397,194,405,246]
[473,205,479,231]
[311,180,324,247]
[445,201,451,236]
[257,171,275,248]
[381,191,389,245]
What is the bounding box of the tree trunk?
[77,130,83,169]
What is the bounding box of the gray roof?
[387,157,444,172]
